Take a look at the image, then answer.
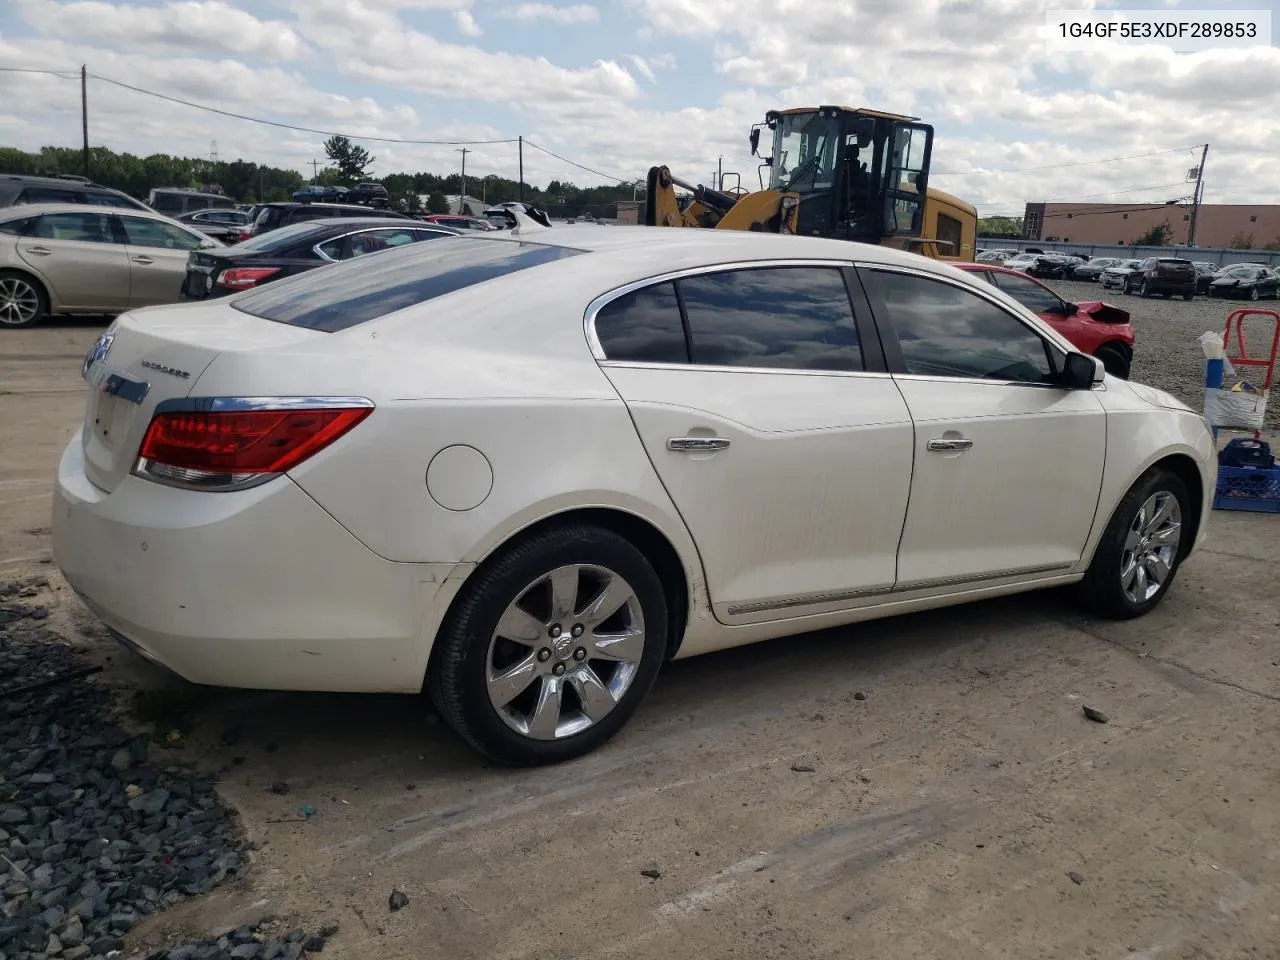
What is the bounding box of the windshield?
[769,112,841,193]
[1221,265,1264,278]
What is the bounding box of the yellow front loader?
[642,106,976,262]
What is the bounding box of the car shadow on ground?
[99,587,1110,785]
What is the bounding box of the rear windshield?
[232,220,330,252]
[1157,259,1192,265]
[231,236,585,332]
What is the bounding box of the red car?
[955,263,1135,379]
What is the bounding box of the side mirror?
[1062,351,1103,389]
[749,128,760,156]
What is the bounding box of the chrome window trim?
[582,257,861,370]
[152,395,376,414]
[311,226,455,263]
[599,360,893,381]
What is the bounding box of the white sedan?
[52,224,1217,766]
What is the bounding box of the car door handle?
[131,256,155,265]
[24,246,51,256]
[927,438,973,452]
[667,437,730,452]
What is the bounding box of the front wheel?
[1075,467,1190,620]
[429,523,669,765]
[1139,279,1151,298]
[1250,285,1261,301]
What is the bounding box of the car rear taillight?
[133,403,373,491]
[218,266,281,290]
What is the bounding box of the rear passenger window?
[678,267,863,372]
[17,188,80,205]
[594,282,688,364]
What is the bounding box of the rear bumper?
[52,437,467,693]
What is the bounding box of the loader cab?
[755,106,933,244]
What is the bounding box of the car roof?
[0,173,117,190]
[0,202,181,221]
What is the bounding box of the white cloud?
[14,0,307,60]
[497,3,600,24]
[454,9,483,35]
[0,0,1277,217]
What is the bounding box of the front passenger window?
[861,269,1055,384]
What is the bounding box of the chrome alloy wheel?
[1120,491,1182,604]
[0,277,40,326]
[485,564,646,740]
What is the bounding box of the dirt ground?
[2,291,1279,960]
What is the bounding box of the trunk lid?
[79,302,323,493]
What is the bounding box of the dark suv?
[347,182,389,207]
[0,174,149,211]
[1123,257,1197,299]
[249,201,412,236]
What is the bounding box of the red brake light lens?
[135,406,372,490]
[218,266,280,290]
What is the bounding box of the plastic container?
[1213,464,1280,513]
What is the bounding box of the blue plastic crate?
[1213,464,1280,513]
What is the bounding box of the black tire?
[428,523,669,766]
[1250,286,1260,301]
[0,269,48,329]
[1139,279,1151,298]
[1182,292,1193,301]
[1075,467,1191,620]
[1094,345,1130,379]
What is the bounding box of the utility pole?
[717,156,722,191]
[309,159,320,182]
[518,137,524,203]
[457,147,470,214]
[80,65,89,179]
[1187,143,1209,248]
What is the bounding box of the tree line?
[0,138,640,216]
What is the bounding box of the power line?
[87,73,520,145]
[523,140,631,184]
[0,65,79,80]
[935,144,1205,177]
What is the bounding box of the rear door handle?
[667,437,730,452]
[24,246,51,256]
[927,438,973,452]
[131,256,155,265]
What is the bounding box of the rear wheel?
[0,271,47,329]
[429,523,669,766]
[1250,285,1261,301]
[1183,292,1193,300]
[1094,344,1130,379]
[1075,467,1190,620]
[1138,279,1151,298]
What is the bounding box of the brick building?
[1023,202,1280,249]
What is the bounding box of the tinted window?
[119,216,205,250]
[316,227,435,261]
[233,237,584,332]
[17,187,81,205]
[594,282,688,364]
[677,267,862,372]
[989,272,1063,314]
[0,216,36,236]
[88,191,147,210]
[33,211,115,243]
[862,270,1054,383]
[236,219,326,252]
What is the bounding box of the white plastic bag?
[1199,331,1238,380]
[1204,385,1268,431]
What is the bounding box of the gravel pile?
[0,580,320,960]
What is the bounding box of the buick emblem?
[82,332,114,382]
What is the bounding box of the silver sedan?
[0,203,222,329]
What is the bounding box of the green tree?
[323,135,373,185]
[426,191,449,214]
[978,216,1023,238]
[1229,231,1257,250]
[1134,221,1172,246]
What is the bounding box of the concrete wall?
[1025,202,1280,249]
[976,237,1280,267]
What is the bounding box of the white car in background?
[1099,258,1144,290]
[53,225,1216,766]
[0,203,221,328]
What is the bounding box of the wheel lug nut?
[549,624,562,638]
[571,624,584,637]
[573,647,587,662]
[552,663,566,676]
[537,648,551,662]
